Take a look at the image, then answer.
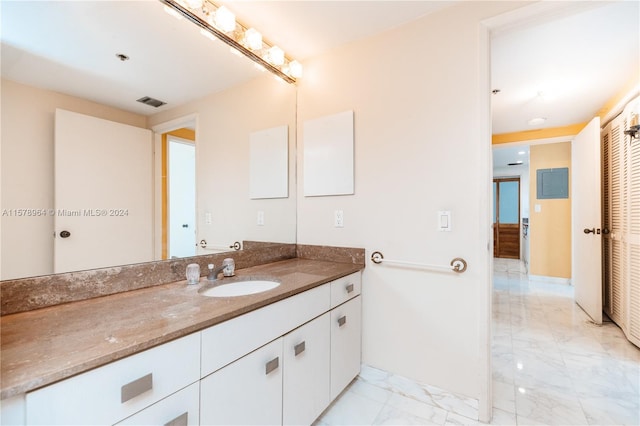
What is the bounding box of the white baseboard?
[528,274,572,285]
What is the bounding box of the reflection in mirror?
[0,1,297,280]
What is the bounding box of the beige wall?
[148,74,297,250]
[0,79,147,280]
[296,1,524,403]
[529,142,572,279]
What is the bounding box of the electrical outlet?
[257,210,265,226]
[334,210,344,228]
[205,211,212,225]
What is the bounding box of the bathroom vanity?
[0,252,364,425]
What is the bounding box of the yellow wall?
[529,142,572,278]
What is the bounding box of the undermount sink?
[200,279,280,297]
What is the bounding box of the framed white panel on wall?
[303,110,354,197]
[249,125,288,199]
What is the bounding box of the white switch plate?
[438,210,451,231]
[257,210,265,226]
[535,204,541,213]
[205,211,212,225]
[334,210,344,228]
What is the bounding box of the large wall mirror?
[0,0,297,280]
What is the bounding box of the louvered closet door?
[605,117,626,325]
[624,98,640,346]
[604,96,640,348]
[602,125,612,315]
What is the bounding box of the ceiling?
[2,1,638,133]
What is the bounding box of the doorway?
[167,137,196,258]
[493,177,520,259]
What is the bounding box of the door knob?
[182,224,189,228]
[60,230,71,238]
[583,228,595,234]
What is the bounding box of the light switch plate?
[257,210,265,226]
[438,210,451,231]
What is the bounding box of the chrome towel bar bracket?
[370,251,467,273]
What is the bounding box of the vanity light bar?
[159,0,297,84]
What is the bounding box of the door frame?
[493,177,521,259]
[151,114,198,260]
[167,135,197,259]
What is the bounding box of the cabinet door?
[200,338,283,425]
[283,313,330,425]
[330,296,362,400]
[116,382,199,426]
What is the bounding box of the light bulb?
[244,28,263,50]
[288,60,303,78]
[215,6,236,32]
[184,0,203,9]
[267,46,285,66]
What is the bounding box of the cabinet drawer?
[117,382,199,426]
[201,283,330,377]
[330,295,362,400]
[25,333,200,425]
[330,272,361,308]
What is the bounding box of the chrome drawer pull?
[338,316,347,327]
[164,412,188,426]
[121,373,153,403]
[345,283,354,293]
[294,341,306,356]
[265,357,279,375]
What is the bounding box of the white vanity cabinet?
[24,333,200,425]
[10,270,362,426]
[330,295,362,400]
[116,382,199,426]
[200,338,284,425]
[282,313,331,425]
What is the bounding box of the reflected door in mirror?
[168,137,196,258]
[54,109,153,273]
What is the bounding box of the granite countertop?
[0,258,363,399]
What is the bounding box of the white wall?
[296,1,525,409]
[0,79,147,280]
[148,74,297,250]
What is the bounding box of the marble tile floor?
[315,258,640,425]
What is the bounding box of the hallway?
[493,258,640,425]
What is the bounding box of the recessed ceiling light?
[518,151,526,155]
[528,117,546,126]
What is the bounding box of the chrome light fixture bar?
[159,0,299,84]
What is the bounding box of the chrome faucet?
[207,264,227,282]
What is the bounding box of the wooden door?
[493,178,520,259]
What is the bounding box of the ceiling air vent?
[508,161,523,166]
[136,96,166,108]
